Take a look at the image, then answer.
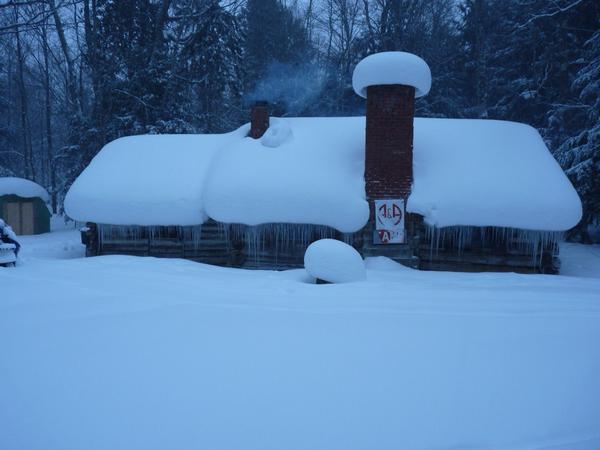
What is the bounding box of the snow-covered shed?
[65,52,582,273]
[0,177,51,236]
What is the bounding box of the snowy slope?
[0,177,49,201]
[1,230,600,450]
[65,117,581,232]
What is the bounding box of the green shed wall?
[0,195,51,235]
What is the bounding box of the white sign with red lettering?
[374,199,405,244]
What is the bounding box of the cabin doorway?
[2,201,34,235]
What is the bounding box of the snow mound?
[0,177,49,202]
[204,117,369,233]
[304,239,366,283]
[408,119,583,231]
[64,129,246,226]
[261,118,293,148]
[352,52,431,98]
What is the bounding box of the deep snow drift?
[1,229,600,450]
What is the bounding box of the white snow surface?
[352,52,432,98]
[0,177,49,202]
[204,117,369,232]
[1,230,600,450]
[260,117,294,148]
[409,118,582,230]
[304,239,366,283]
[65,116,581,232]
[64,129,246,226]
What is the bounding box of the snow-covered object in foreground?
[204,117,369,233]
[352,52,432,98]
[0,219,18,241]
[409,118,582,231]
[65,129,246,226]
[304,239,366,283]
[0,243,16,265]
[0,177,49,202]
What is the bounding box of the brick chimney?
[353,52,431,251]
[365,84,415,202]
[249,101,269,139]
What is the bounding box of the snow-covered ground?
[1,228,600,450]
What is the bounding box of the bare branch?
[517,0,586,29]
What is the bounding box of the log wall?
[85,221,360,270]
[413,218,561,274]
[81,217,562,274]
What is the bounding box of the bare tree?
[13,4,35,179]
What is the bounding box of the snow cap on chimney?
[352,51,431,98]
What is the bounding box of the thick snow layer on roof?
[0,177,49,202]
[65,129,246,226]
[204,117,369,233]
[409,119,582,231]
[353,52,432,98]
[65,116,581,232]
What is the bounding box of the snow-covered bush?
[304,239,366,283]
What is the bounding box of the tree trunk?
[14,8,35,181]
[41,12,57,213]
[47,0,80,117]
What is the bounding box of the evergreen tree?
[179,0,244,132]
[458,0,498,118]
[242,0,311,97]
[553,24,600,241]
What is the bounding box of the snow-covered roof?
[65,117,582,232]
[0,177,49,202]
[353,52,432,98]
[409,119,581,230]
[204,118,368,232]
[64,130,245,226]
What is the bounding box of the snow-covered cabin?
[0,177,51,235]
[65,52,582,273]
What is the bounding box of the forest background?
[0,0,598,241]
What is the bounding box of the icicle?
[421,224,563,270]
[181,226,203,249]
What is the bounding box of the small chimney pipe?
[250,101,269,139]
